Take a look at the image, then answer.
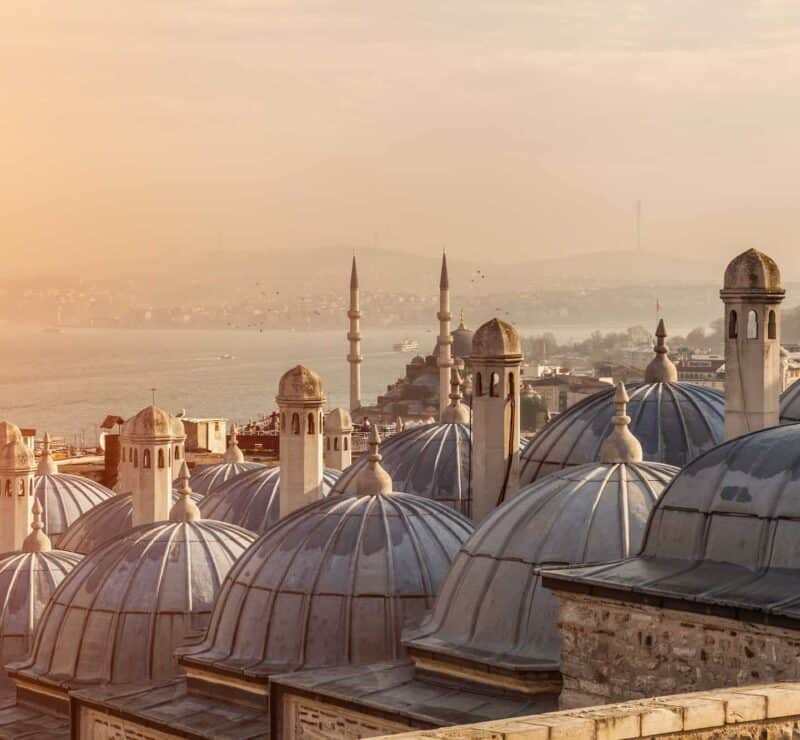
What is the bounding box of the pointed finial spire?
[439,250,449,291]
[224,423,245,464]
[37,432,58,475]
[356,426,393,495]
[170,461,201,522]
[644,318,678,383]
[600,382,643,464]
[350,254,359,290]
[457,309,466,331]
[441,367,470,424]
[22,498,52,553]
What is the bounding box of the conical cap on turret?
[170,462,201,522]
[599,382,643,464]
[356,427,393,495]
[644,319,678,383]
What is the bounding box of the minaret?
[277,365,326,517]
[224,424,245,464]
[437,251,453,417]
[720,248,785,440]
[0,436,36,552]
[22,498,52,553]
[37,432,59,476]
[441,367,470,424]
[600,382,643,464]
[356,426,393,495]
[170,462,201,522]
[469,318,523,523]
[644,319,678,383]
[347,255,362,412]
[324,408,353,470]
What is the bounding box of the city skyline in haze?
[3,1,800,279]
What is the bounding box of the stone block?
[660,697,726,731]
[740,685,800,719]
[639,705,683,736]
[532,715,596,740]
[708,690,767,723]
[476,720,550,740]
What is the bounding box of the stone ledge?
[375,682,800,739]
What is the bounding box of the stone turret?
[437,251,453,417]
[644,319,678,383]
[469,318,523,523]
[0,435,36,552]
[347,256,362,412]
[37,432,58,476]
[441,367,470,424]
[599,382,643,463]
[277,365,326,517]
[324,408,353,470]
[356,426,392,496]
[720,248,785,439]
[224,424,245,464]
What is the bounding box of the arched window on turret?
[729,310,738,339]
[4,481,9,497]
[475,372,483,396]
[281,413,286,432]
[17,479,24,496]
[344,437,349,451]
[768,310,777,340]
[291,413,300,435]
[307,413,315,435]
[325,438,330,451]
[134,449,139,468]
[334,438,339,451]
[747,310,759,339]
[489,372,500,397]
[122,448,126,462]
[157,449,165,469]
[508,372,515,394]
[143,449,152,469]
[174,445,181,461]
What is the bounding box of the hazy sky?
[3,1,800,277]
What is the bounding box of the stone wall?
[557,592,800,708]
[282,694,411,739]
[79,706,177,740]
[376,682,800,740]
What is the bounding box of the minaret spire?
[347,254,362,411]
[356,426,392,495]
[600,382,643,464]
[644,319,678,383]
[37,432,58,475]
[224,424,245,464]
[437,250,453,417]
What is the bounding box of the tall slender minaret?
[347,255,362,412]
[721,248,785,440]
[437,251,453,417]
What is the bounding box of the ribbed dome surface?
[181,492,473,677]
[332,423,471,515]
[34,474,114,547]
[0,550,81,665]
[180,461,265,497]
[780,382,800,423]
[406,461,677,671]
[198,466,340,535]
[59,489,203,554]
[14,519,255,689]
[520,382,724,485]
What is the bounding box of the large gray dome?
[406,461,677,672]
[332,423,471,515]
[34,474,114,547]
[177,461,265,497]
[198,466,340,535]
[520,382,724,485]
[780,382,800,423]
[59,489,202,554]
[13,519,255,689]
[180,492,473,678]
[544,424,800,620]
[0,550,82,665]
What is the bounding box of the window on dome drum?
[490,372,500,397]
[729,310,738,339]
[291,413,300,435]
[158,449,165,469]
[344,437,349,451]
[143,449,151,469]
[334,438,339,451]
[475,372,483,396]
[747,310,759,339]
[307,413,315,435]
[769,310,777,339]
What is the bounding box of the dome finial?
[170,461,201,522]
[37,431,59,475]
[356,426,393,495]
[457,309,466,331]
[600,382,643,464]
[441,367,470,424]
[22,498,52,553]
[224,424,245,464]
[644,318,678,383]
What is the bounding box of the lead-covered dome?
[405,459,677,672]
[13,519,255,689]
[520,382,724,484]
[59,488,202,554]
[179,461,265,498]
[180,491,473,677]
[122,404,183,439]
[780,382,800,424]
[198,466,340,534]
[331,423,472,516]
[471,318,521,357]
[277,365,324,402]
[723,247,782,292]
[34,474,114,547]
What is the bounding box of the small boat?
[218,353,235,360]
[393,338,419,353]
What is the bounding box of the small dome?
[325,408,353,433]
[332,423,472,516]
[34,474,115,547]
[14,519,255,689]
[722,248,783,293]
[0,440,35,471]
[199,466,340,534]
[59,488,203,554]
[122,405,183,439]
[180,492,473,677]
[277,365,324,402]
[451,314,474,360]
[780,382,800,424]
[520,382,724,485]
[0,421,22,447]
[178,461,265,497]
[0,549,81,665]
[405,460,677,672]
[471,318,521,357]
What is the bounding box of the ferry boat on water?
[392,338,419,353]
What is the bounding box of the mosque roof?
[197,466,340,535]
[12,518,255,689]
[33,474,115,545]
[541,423,800,625]
[180,491,473,679]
